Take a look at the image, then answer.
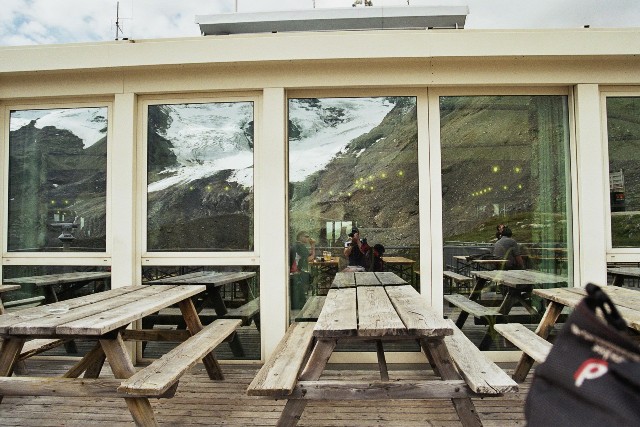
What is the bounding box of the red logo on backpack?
[573,358,608,387]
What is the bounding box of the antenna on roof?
[115,1,125,40]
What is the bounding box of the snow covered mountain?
[149,98,393,191]
[148,102,254,192]
[288,97,394,182]
[9,99,394,192]
[10,107,107,148]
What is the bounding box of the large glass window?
[287,96,419,325]
[146,101,254,252]
[606,96,640,248]
[440,95,572,350]
[8,107,108,252]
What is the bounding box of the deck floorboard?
[0,358,530,426]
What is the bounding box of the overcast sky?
[1,0,639,46]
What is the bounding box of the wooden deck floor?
[0,358,530,426]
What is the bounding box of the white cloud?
[0,0,639,46]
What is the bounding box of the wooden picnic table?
[510,285,640,382]
[249,271,517,426]
[4,272,112,353]
[0,284,241,426]
[453,255,507,275]
[381,256,417,286]
[4,271,111,304]
[607,266,640,286]
[450,269,568,350]
[147,271,258,356]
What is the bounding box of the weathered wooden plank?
[151,271,256,286]
[0,285,20,293]
[4,272,111,287]
[607,267,640,278]
[224,297,260,322]
[546,286,640,332]
[375,272,407,285]
[199,271,255,286]
[177,297,225,380]
[6,286,173,336]
[332,272,355,288]
[443,321,518,394]
[3,296,46,309]
[289,380,471,399]
[121,329,192,342]
[533,287,583,307]
[0,377,173,398]
[512,300,564,382]
[100,333,159,426]
[56,285,207,336]
[119,319,241,395]
[443,294,501,319]
[314,288,357,337]
[508,270,567,286]
[443,271,473,283]
[247,322,316,396]
[471,271,531,287]
[63,343,105,378]
[0,286,144,334]
[386,285,452,337]
[0,361,529,427]
[494,323,552,363]
[472,270,567,289]
[148,271,211,284]
[588,286,640,310]
[357,286,405,337]
[295,296,325,321]
[18,339,68,360]
[354,272,381,287]
[420,337,482,427]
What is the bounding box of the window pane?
[141,266,260,360]
[288,97,419,332]
[146,102,254,252]
[606,97,640,248]
[440,95,572,350]
[8,108,108,252]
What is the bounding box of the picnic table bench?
[443,270,473,294]
[449,269,568,350]
[147,271,258,356]
[0,285,241,426]
[249,272,517,427]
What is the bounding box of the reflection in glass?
[146,102,254,251]
[440,96,572,350]
[287,97,420,342]
[607,97,640,248]
[8,108,108,252]
[2,265,111,357]
[141,265,260,361]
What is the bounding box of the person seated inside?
[372,243,385,272]
[492,226,525,270]
[344,227,369,270]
